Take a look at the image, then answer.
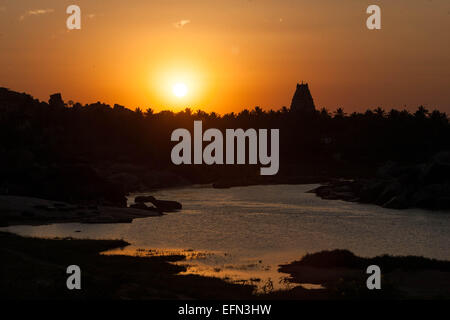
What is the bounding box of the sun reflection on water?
[102,246,309,293]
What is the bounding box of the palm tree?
[184,108,192,116]
[134,107,144,118]
[145,108,154,117]
[320,107,331,119]
[414,105,429,119]
[388,109,400,120]
[334,107,346,119]
[374,107,385,118]
[252,106,264,116]
[430,110,448,123]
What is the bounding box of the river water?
[3,184,450,291]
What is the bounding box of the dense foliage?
[1,87,449,204]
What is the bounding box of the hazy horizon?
[1,0,449,113]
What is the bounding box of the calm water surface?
[3,184,450,291]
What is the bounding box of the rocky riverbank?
[2,232,449,299]
[212,175,329,189]
[133,195,182,212]
[310,152,450,211]
[279,249,450,299]
[0,195,163,227]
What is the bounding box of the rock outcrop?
[134,196,182,212]
[0,195,162,227]
[311,152,450,211]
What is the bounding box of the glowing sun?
[173,83,188,98]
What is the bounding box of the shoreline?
[1,231,449,299]
[0,195,162,227]
[3,176,449,228]
[0,231,255,299]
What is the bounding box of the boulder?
[382,194,409,209]
[420,160,450,185]
[134,196,156,203]
[312,154,450,211]
[375,180,403,206]
[359,180,385,203]
[130,202,162,214]
[134,196,182,212]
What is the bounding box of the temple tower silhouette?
[290,82,316,113]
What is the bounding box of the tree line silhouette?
[1,87,449,205]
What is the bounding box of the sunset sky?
[1,0,449,113]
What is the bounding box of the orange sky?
[1,0,449,113]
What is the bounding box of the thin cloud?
[174,19,191,29]
[20,8,54,21]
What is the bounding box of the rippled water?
[3,184,450,291]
